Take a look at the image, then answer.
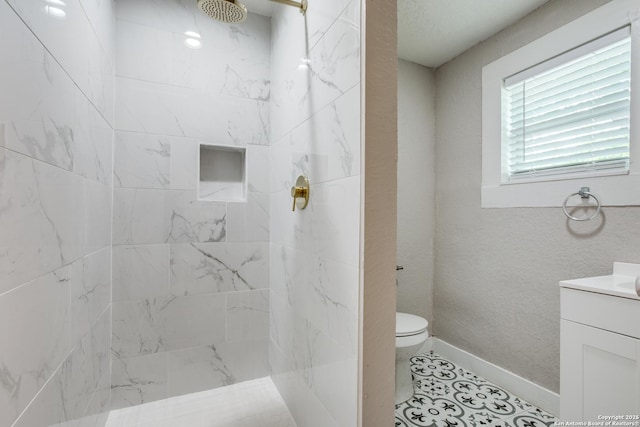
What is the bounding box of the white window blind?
[502,27,631,183]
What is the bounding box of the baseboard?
[428,338,560,417]
[417,336,434,354]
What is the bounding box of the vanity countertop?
[559,262,640,301]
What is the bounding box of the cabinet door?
[561,320,640,421]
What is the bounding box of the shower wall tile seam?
[269,0,360,420]
[0,0,114,423]
[9,294,113,426]
[302,0,354,55]
[111,128,269,143]
[2,0,114,128]
[111,290,268,304]
[111,0,271,407]
[270,82,360,147]
[269,297,357,355]
[113,73,271,103]
[114,79,270,145]
[0,132,114,180]
[76,1,115,64]
[269,82,361,147]
[270,174,361,190]
[10,347,73,427]
[0,249,110,299]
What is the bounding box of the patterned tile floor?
[395,352,557,427]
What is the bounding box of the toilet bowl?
[395,312,429,404]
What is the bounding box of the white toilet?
[395,312,429,404]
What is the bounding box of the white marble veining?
[73,88,113,186]
[0,36,75,171]
[268,0,361,425]
[112,189,227,245]
[115,132,171,189]
[166,345,236,397]
[0,267,70,426]
[112,291,230,358]
[113,245,170,302]
[106,377,295,427]
[246,145,270,193]
[226,193,270,242]
[163,293,226,350]
[270,84,360,192]
[270,1,360,144]
[7,299,112,427]
[165,191,227,242]
[116,15,270,98]
[112,188,166,245]
[111,0,275,407]
[0,148,84,294]
[111,338,269,409]
[84,179,113,254]
[306,257,359,356]
[270,177,360,267]
[165,341,270,398]
[116,77,269,145]
[6,0,114,124]
[60,308,112,423]
[79,0,116,62]
[270,340,341,427]
[0,0,112,184]
[69,248,112,345]
[1,0,114,426]
[170,242,269,296]
[111,352,168,410]
[113,131,200,190]
[227,289,269,341]
[169,138,199,190]
[112,298,166,359]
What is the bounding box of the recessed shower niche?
[198,143,246,202]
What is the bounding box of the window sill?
[481,173,640,208]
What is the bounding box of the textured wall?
[360,0,398,423]
[268,0,361,425]
[0,0,114,425]
[111,0,271,408]
[397,60,435,325]
[432,0,640,393]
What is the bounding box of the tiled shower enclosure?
[0,0,362,425]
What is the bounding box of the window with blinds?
[501,27,631,183]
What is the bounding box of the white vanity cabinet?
[560,263,640,422]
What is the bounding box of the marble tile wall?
[268,1,361,426]
[111,0,271,409]
[0,0,114,426]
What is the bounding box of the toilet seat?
[395,312,429,404]
[396,312,428,337]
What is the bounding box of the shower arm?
[269,0,307,15]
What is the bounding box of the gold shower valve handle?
[290,175,310,212]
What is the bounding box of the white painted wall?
[432,0,640,393]
[397,60,435,326]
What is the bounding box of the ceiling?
[242,0,275,17]
[243,0,550,69]
[398,0,550,68]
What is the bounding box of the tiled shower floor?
[105,377,296,427]
[107,353,555,427]
[396,352,557,427]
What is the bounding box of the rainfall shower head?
[197,0,307,23]
[197,0,248,24]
